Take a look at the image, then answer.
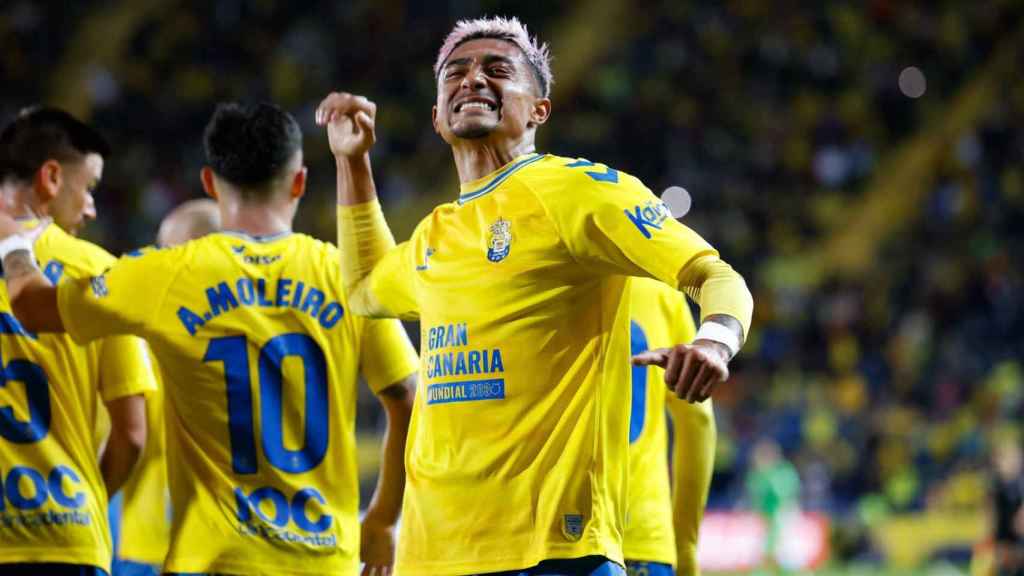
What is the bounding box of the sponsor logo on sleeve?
[624,200,671,239]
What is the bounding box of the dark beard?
[452,122,495,139]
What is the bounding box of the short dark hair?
[0,106,111,184]
[203,102,303,198]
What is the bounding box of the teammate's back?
[0,102,418,575]
[113,198,222,573]
[59,230,412,574]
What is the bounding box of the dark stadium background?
[3,1,1023,573]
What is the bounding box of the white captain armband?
[694,321,740,360]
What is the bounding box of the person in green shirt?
[746,439,801,572]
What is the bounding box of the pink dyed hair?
[433,16,553,97]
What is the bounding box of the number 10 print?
[203,334,329,475]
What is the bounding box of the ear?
[290,167,307,200]
[431,105,441,135]
[200,167,218,200]
[528,98,552,128]
[36,159,62,202]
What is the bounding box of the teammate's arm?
[0,214,64,332]
[100,394,147,496]
[361,374,416,576]
[6,261,62,331]
[356,311,419,573]
[97,332,158,497]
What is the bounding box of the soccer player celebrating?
[0,103,419,575]
[111,198,221,576]
[625,278,716,576]
[0,107,155,576]
[319,16,752,576]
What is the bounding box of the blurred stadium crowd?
[3,0,1022,565]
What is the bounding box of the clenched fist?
[316,92,377,159]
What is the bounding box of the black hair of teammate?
[203,102,303,199]
[0,106,111,183]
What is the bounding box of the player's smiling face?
[434,38,549,144]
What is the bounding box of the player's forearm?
[336,200,396,316]
[677,255,753,350]
[3,250,65,332]
[100,394,147,496]
[364,377,415,527]
[336,153,378,206]
[100,433,143,497]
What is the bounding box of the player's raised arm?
[0,214,64,332]
[318,92,417,319]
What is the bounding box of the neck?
[218,199,293,237]
[5,186,47,220]
[450,134,536,183]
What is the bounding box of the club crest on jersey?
[486,218,512,263]
[562,514,585,541]
[90,275,109,298]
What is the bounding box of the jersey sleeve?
[336,202,420,320]
[671,288,698,345]
[530,162,753,338]
[57,248,180,344]
[364,241,420,320]
[358,317,419,395]
[98,336,159,402]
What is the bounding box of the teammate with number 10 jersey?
[0,103,419,575]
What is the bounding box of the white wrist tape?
[0,235,33,262]
[694,321,740,360]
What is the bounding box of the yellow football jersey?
[56,231,419,576]
[0,221,156,571]
[623,278,696,565]
[358,153,741,575]
[116,359,171,566]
